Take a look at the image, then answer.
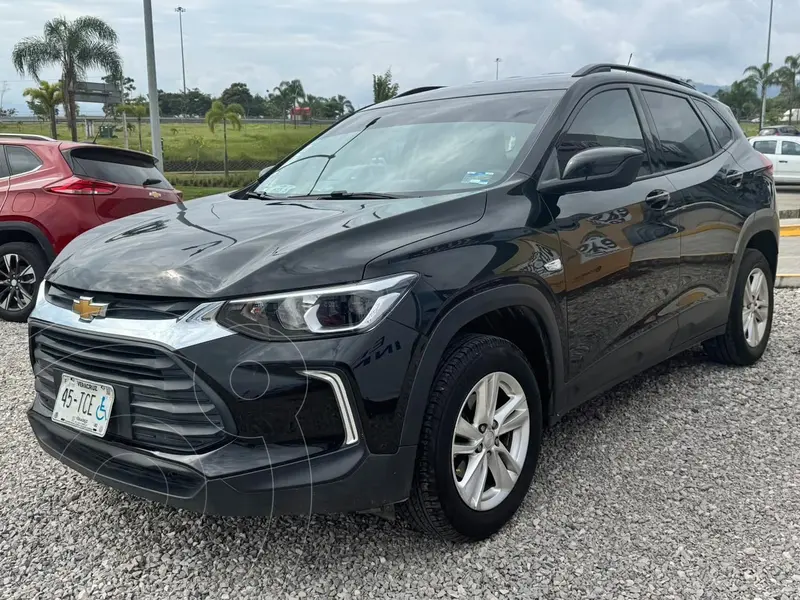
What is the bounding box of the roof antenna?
[627,53,633,66]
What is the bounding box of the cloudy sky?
[0,0,797,114]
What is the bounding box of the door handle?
[779,160,789,163]
[725,171,744,187]
[645,189,670,210]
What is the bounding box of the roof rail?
[0,133,55,141]
[394,86,445,98]
[573,64,695,89]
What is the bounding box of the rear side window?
[696,101,733,147]
[6,145,43,176]
[781,140,800,155]
[753,140,777,154]
[643,91,714,170]
[67,148,171,189]
[0,147,9,178]
[558,89,650,177]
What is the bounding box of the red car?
[0,134,182,322]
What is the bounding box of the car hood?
[46,191,487,298]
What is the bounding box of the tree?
[373,68,400,104]
[12,16,122,142]
[206,100,244,178]
[743,62,778,128]
[119,101,148,150]
[272,79,306,128]
[220,82,255,115]
[714,79,760,121]
[776,55,800,124]
[23,81,62,139]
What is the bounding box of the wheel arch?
[729,208,780,295]
[398,283,566,449]
[0,221,56,263]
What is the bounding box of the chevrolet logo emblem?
[72,297,109,322]
[149,191,162,199]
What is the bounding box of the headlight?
[216,273,418,340]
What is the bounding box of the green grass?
[0,120,325,165]
[179,186,233,201]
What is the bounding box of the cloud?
[1,0,799,114]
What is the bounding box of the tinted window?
[68,148,171,189]
[643,91,714,169]
[0,147,9,179]
[6,145,43,176]
[753,140,777,154]
[781,140,800,155]
[696,101,733,146]
[557,89,650,177]
[779,127,799,135]
[254,90,564,197]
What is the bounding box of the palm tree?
[119,102,149,150]
[373,69,400,104]
[744,62,778,128]
[272,80,306,128]
[776,54,800,124]
[205,100,244,178]
[12,17,122,142]
[23,81,62,139]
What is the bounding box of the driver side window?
[557,89,651,177]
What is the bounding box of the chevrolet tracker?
[27,64,779,541]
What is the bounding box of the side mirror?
[259,165,275,179]
[538,146,644,195]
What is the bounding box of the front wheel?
[400,334,542,542]
[0,242,48,323]
[703,248,774,365]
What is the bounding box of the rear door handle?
[645,189,670,210]
[725,171,744,187]
[779,160,789,163]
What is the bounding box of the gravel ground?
[2,290,800,600]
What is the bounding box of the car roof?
[0,136,157,159]
[750,135,800,141]
[374,64,715,110]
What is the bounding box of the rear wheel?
[0,242,48,323]
[400,334,542,542]
[703,248,774,365]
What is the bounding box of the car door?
[776,138,800,182]
[637,88,745,348]
[0,146,9,210]
[545,85,681,406]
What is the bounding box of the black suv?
[27,64,779,542]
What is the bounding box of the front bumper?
[28,409,415,516]
[26,283,423,516]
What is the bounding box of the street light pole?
[495,58,502,81]
[175,7,187,96]
[761,0,774,129]
[143,0,163,166]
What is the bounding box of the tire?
[400,334,543,542]
[703,248,774,366]
[0,242,48,323]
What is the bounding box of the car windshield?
[253,90,564,198]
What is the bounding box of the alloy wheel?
[451,371,530,511]
[742,266,769,348]
[0,253,37,312]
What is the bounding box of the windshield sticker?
[264,184,296,195]
[462,171,495,185]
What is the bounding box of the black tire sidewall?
[0,242,48,322]
[432,340,542,538]
[730,249,774,361]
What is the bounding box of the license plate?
[52,374,115,438]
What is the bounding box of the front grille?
[46,283,200,320]
[31,327,231,453]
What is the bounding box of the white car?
[749,135,800,184]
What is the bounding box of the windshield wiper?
[244,191,280,200]
[142,178,162,187]
[293,191,404,200]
